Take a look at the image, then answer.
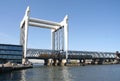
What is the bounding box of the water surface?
[1,64,120,81]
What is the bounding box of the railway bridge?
[20,7,117,66]
[26,49,116,66]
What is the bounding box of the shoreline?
[0,63,33,73]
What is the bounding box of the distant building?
[0,44,23,64]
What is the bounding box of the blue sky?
[0,0,120,52]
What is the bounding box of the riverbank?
[0,62,33,73]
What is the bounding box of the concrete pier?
[44,59,48,66]
[59,59,66,66]
[44,59,67,66]
[44,59,53,66]
[53,59,58,66]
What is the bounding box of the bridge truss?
[27,49,116,59]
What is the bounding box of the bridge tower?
[20,6,68,64]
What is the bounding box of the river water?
[0,64,120,81]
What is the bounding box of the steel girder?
[26,49,116,59]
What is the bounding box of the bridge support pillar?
[44,59,53,66]
[53,59,59,66]
[108,59,111,62]
[110,59,114,64]
[91,59,96,64]
[92,59,100,64]
[105,59,114,64]
[79,59,85,65]
[44,59,47,66]
[97,59,104,64]
[44,59,66,66]
[59,59,66,66]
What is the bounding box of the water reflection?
[19,66,74,81]
[61,67,73,81]
[1,65,120,81]
[20,70,26,81]
[0,70,23,81]
[47,66,73,81]
[0,65,73,81]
